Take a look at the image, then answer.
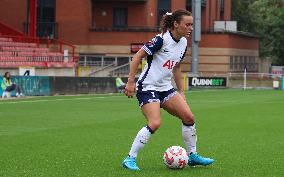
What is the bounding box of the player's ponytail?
[160,9,192,34]
[160,12,173,34]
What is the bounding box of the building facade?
[0,0,260,76]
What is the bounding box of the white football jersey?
[137,30,187,91]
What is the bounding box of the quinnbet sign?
[189,77,227,87]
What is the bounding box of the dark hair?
[160,9,192,34]
[4,72,10,80]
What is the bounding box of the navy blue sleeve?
[142,36,163,55]
[180,46,187,61]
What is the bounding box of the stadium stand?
[0,22,77,69]
[0,35,76,68]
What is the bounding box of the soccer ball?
[163,146,189,169]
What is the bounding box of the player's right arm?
[125,49,148,98]
[125,35,163,98]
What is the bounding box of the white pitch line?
[0,95,126,104]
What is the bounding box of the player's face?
[175,15,193,38]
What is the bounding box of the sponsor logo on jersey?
[163,60,179,69]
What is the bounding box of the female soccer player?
[122,9,214,170]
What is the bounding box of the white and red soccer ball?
[163,146,188,169]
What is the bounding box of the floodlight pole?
[191,0,201,75]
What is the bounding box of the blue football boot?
[122,156,140,171]
[188,153,214,166]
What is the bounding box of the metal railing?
[88,62,116,76]
[109,62,130,76]
[23,22,58,39]
[39,38,77,62]
[78,60,116,67]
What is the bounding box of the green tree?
[250,0,284,65]
[231,0,257,32]
[232,0,284,65]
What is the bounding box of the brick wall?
[0,0,27,32]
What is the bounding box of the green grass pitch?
[0,89,284,177]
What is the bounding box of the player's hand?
[125,81,136,98]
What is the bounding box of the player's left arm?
[173,62,186,100]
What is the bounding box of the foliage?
[232,0,284,65]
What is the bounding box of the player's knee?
[148,120,161,132]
